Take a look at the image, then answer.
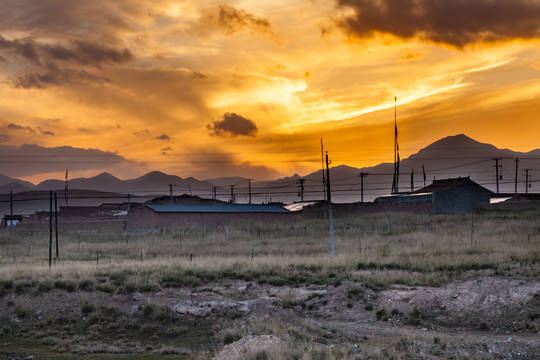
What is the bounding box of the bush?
[54,280,77,292]
[78,279,94,291]
[80,300,95,314]
[375,308,387,320]
[222,329,243,345]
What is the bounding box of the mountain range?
[1,134,539,208]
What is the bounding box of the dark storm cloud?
[8,123,35,135]
[334,0,540,47]
[0,36,133,67]
[156,134,171,140]
[200,4,273,35]
[8,123,54,136]
[207,113,258,138]
[0,144,132,177]
[0,35,133,88]
[133,128,150,136]
[9,68,108,89]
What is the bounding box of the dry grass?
[0,210,538,291]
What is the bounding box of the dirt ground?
[0,274,539,359]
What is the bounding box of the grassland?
[0,209,539,359]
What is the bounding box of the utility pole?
[321,138,326,201]
[525,169,529,194]
[64,169,69,206]
[422,164,426,187]
[392,96,400,194]
[213,187,217,205]
[168,184,176,204]
[326,151,335,256]
[55,193,59,259]
[410,169,414,192]
[248,179,253,204]
[358,172,369,203]
[49,191,52,267]
[297,178,306,202]
[493,158,502,194]
[229,185,235,204]
[514,159,520,195]
[10,190,12,222]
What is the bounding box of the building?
[376,177,492,213]
[127,203,292,230]
[148,194,228,205]
[2,214,24,228]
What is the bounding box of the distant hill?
[2,134,539,206]
[0,182,32,194]
[0,174,34,188]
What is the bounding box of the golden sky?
[1,0,540,183]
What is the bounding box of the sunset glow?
[1,0,540,183]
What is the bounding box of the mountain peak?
[425,134,495,151]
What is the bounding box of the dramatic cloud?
[9,68,108,89]
[334,0,540,47]
[7,123,53,136]
[0,144,132,177]
[156,134,171,140]
[199,4,273,35]
[208,113,258,138]
[0,36,133,67]
[0,36,132,88]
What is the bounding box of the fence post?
[358,221,362,255]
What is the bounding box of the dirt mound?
[213,335,289,360]
[172,296,282,318]
[381,277,540,330]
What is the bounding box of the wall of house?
[126,206,293,230]
[433,184,491,213]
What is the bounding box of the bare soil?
[0,273,539,359]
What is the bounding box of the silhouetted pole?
[493,158,501,194]
[55,192,59,259]
[248,179,253,204]
[229,185,235,204]
[321,138,326,201]
[422,164,426,187]
[10,190,12,223]
[326,151,335,256]
[168,184,176,204]
[410,169,414,192]
[514,159,520,195]
[525,169,530,194]
[213,187,217,205]
[49,191,52,267]
[358,172,369,203]
[297,178,306,202]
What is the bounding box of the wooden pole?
[49,191,52,267]
[55,192,59,259]
[326,152,335,256]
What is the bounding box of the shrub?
[80,300,95,315]
[375,308,387,320]
[222,329,243,345]
[78,279,94,291]
[54,280,77,292]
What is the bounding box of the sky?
[1,0,540,184]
